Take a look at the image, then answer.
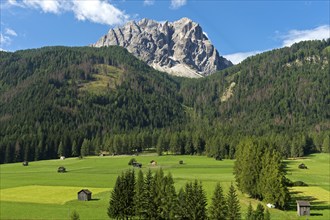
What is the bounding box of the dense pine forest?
[0,39,329,163]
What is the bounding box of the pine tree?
[80,139,90,157]
[226,183,241,220]
[108,174,123,219]
[209,183,227,220]
[156,134,164,156]
[176,188,188,219]
[134,170,145,219]
[143,169,154,219]
[71,140,78,157]
[246,202,253,220]
[178,180,207,220]
[322,135,330,153]
[108,169,136,219]
[161,172,177,219]
[57,141,64,157]
[264,209,271,220]
[259,150,290,209]
[254,203,264,220]
[151,168,165,219]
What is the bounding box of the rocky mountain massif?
[93,17,232,77]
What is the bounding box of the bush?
[293,181,308,186]
[58,166,66,173]
[298,163,307,169]
[128,158,137,165]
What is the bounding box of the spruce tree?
[57,141,64,157]
[134,170,145,219]
[143,169,154,219]
[108,175,123,219]
[226,183,241,220]
[254,203,264,220]
[246,202,253,220]
[209,183,227,220]
[176,188,188,219]
[178,180,207,220]
[161,172,177,219]
[108,169,136,219]
[71,140,78,157]
[264,209,271,220]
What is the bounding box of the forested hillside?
[0,40,329,163]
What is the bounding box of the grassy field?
[0,153,329,219]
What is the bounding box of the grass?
[79,64,123,95]
[0,153,329,219]
[0,185,108,204]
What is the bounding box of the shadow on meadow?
[288,190,330,216]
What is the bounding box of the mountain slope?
[0,40,329,163]
[93,18,232,77]
[0,46,185,162]
[180,39,330,135]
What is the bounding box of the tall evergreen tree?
[108,169,136,219]
[246,202,253,220]
[177,180,207,220]
[143,169,154,219]
[57,141,64,157]
[161,172,177,220]
[71,140,78,157]
[264,209,271,220]
[254,203,265,220]
[209,183,227,220]
[226,183,241,220]
[134,170,145,219]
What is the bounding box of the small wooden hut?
[78,189,92,201]
[296,200,310,216]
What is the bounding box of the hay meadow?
[0,153,329,219]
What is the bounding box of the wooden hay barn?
[78,189,92,201]
[296,200,310,216]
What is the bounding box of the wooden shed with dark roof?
[296,200,310,216]
[78,189,92,201]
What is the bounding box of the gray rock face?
[92,17,232,77]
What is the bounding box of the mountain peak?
[92,17,232,77]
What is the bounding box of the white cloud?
[0,33,12,46]
[224,25,330,65]
[71,1,129,25]
[22,0,62,14]
[224,50,263,65]
[281,25,330,47]
[5,28,17,36]
[1,27,18,47]
[7,0,129,26]
[144,0,155,6]
[171,0,187,9]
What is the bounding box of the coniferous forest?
[0,39,329,164]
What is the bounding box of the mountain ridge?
[92,17,232,77]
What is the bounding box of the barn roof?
[296,200,310,207]
[78,189,92,195]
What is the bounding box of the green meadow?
[0,153,329,219]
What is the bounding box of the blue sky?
[1,0,329,63]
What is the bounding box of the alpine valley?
[0,24,329,162]
[1,16,330,220]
